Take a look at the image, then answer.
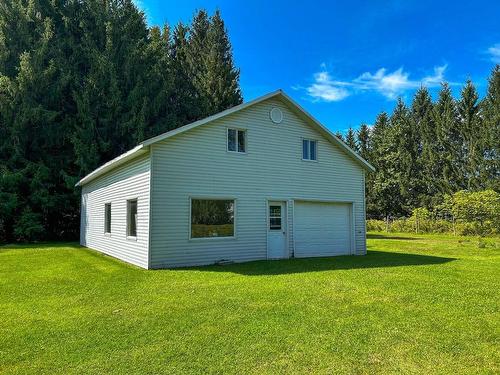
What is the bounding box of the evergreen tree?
[411,86,437,207]
[392,98,422,213]
[457,79,481,190]
[187,9,210,114]
[203,10,242,114]
[170,22,202,125]
[357,123,371,161]
[434,83,461,195]
[480,65,500,191]
[366,112,390,217]
[345,127,358,152]
[0,3,243,242]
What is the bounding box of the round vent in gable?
[270,107,283,124]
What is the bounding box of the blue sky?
[135,0,500,133]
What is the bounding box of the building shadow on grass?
[187,250,456,276]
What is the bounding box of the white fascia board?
[75,145,148,187]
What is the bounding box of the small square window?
[303,139,317,161]
[228,128,246,153]
[127,199,137,237]
[104,203,111,234]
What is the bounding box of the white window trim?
[126,198,138,239]
[104,202,112,235]
[302,138,318,162]
[226,127,247,154]
[188,196,237,241]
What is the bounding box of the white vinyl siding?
[80,155,150,268]
[149,97,366,268]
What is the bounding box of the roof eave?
[140,90,284,147]
[76,88,375,188]
[75,145,148,187]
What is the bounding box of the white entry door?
[267,201,287,259]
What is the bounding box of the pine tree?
[394,98,422,213]
[170,22,202,126]
[0,3,243,242]
[434,83,461,195]
[366,112,390,217]
[457,79,481,190]
[203,10,242,115]
[187,9,210,114]
[345,127,358,152]
[411,87,437,207]
[481,65,500,191]
[357,123,371,161]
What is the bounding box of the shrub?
[367,220,386,232]
[367,190,499,237]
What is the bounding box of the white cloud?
[487,44,500,63]
[306,70,350,102]
[304,64,448,101]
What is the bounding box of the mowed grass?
[0,233,499,374]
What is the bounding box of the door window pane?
[270,218,282,230]
[269,205,282,230]
[191,199,235,238]
[269,206,281,217]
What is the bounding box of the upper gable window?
[227,128,246,153]
[302,139,317,161]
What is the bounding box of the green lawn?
[1,233,499,374]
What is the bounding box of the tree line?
[339,68,499,220]
[0,1,242,242]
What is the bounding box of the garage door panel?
[295,202,351,257]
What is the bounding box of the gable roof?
[76,90,374,187]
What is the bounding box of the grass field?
[1,233,499,374]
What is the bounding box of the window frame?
[104,202,112,235]
[126,198,138,240]
[302,138,318,161]
[189,197,237,240]
[226,127,247,154]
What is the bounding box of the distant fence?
[366,217,498,236]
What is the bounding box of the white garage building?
[77,90,374,269]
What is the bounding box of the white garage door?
[294,202,352,257]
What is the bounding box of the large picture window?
[191,199,235,238]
